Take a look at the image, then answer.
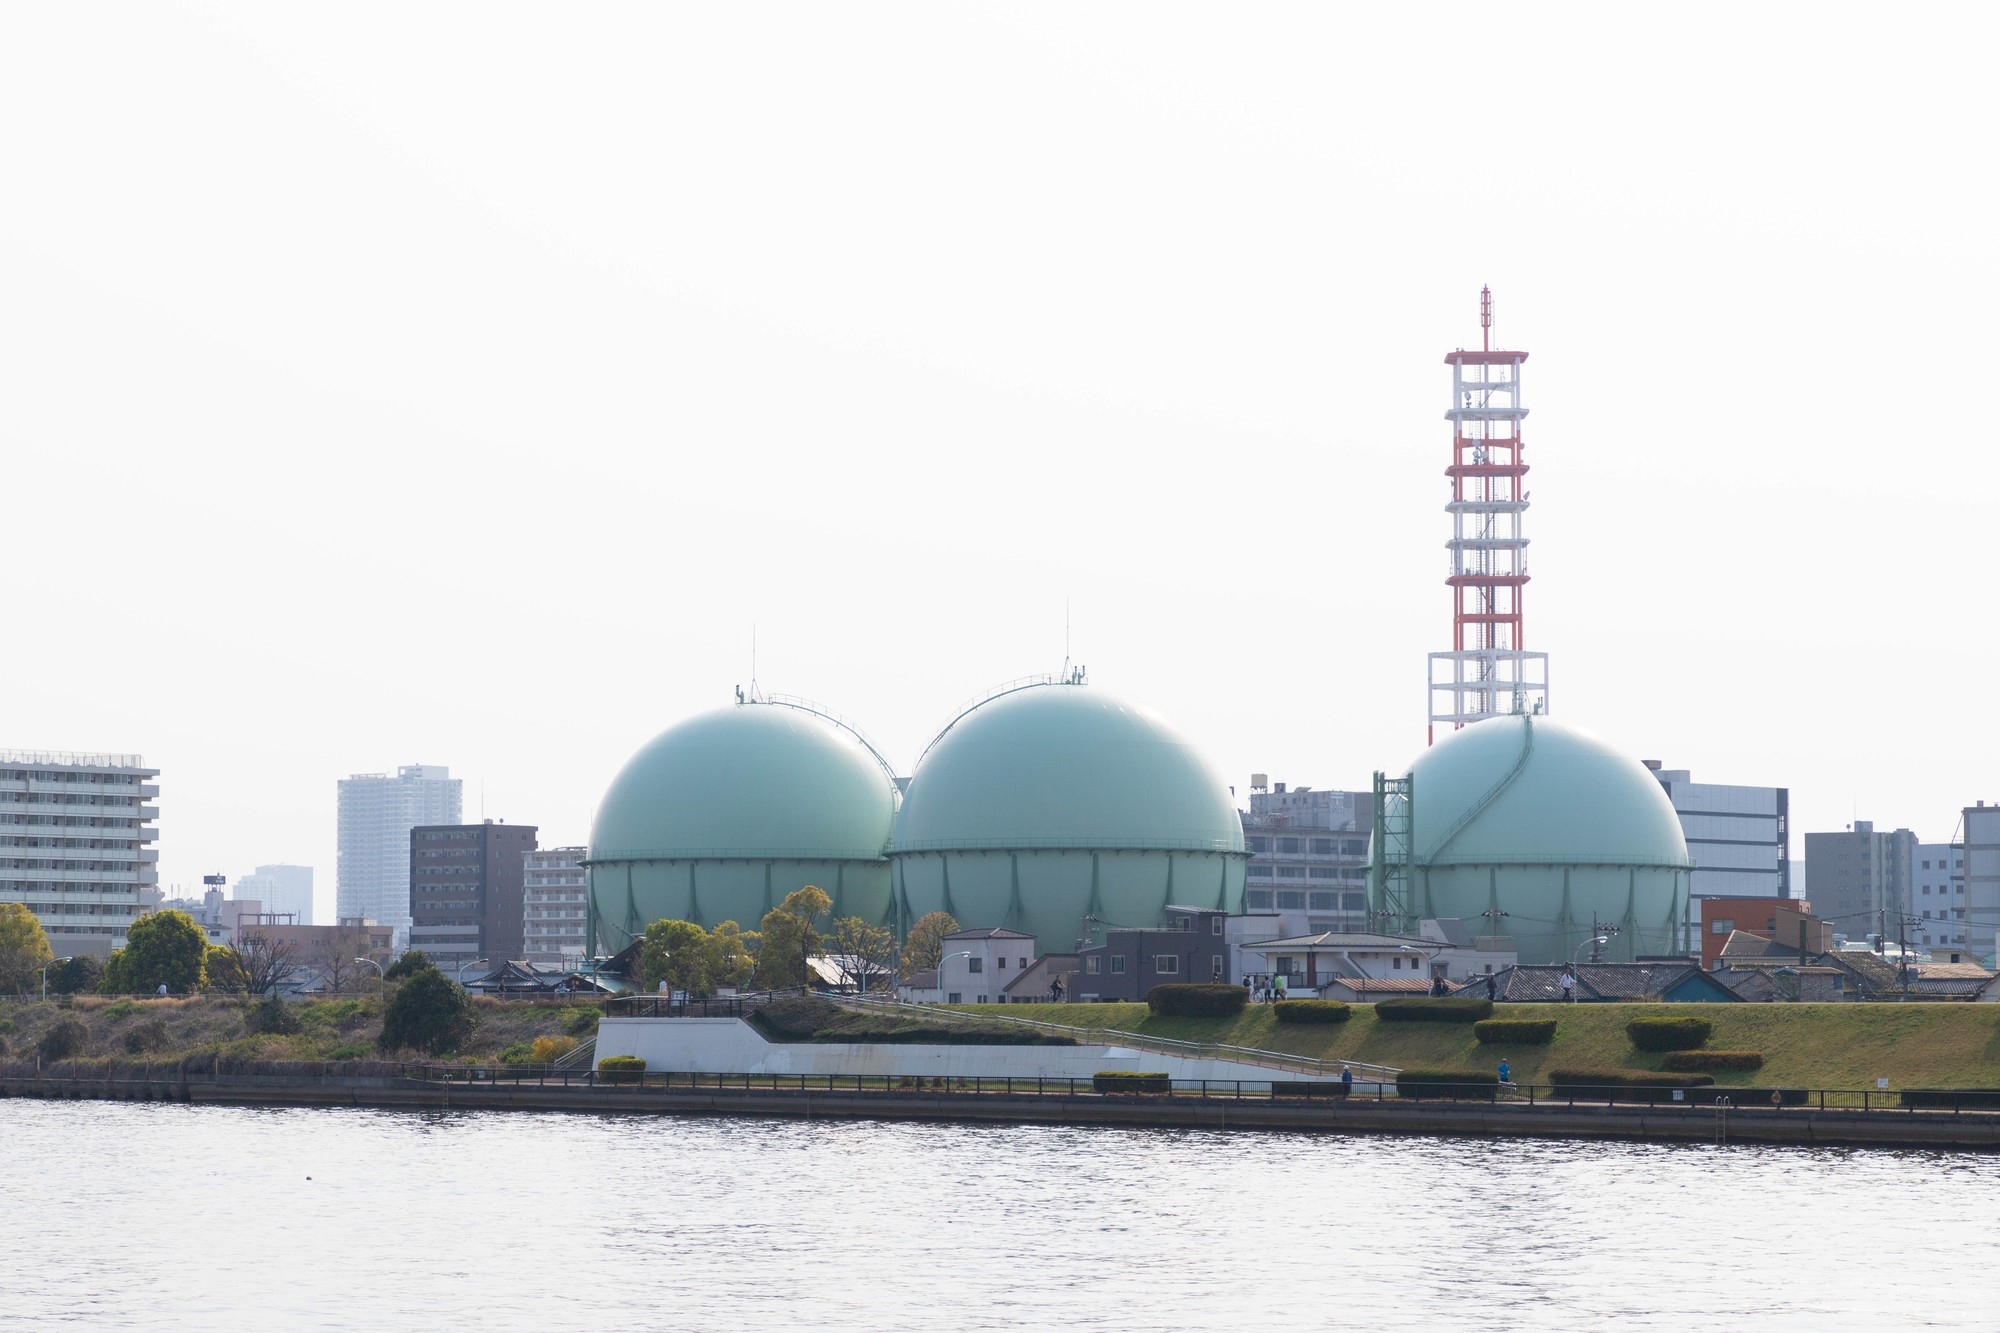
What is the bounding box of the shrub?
[123,1019,170,1054]
[1547,1068,1715,1103]
[101,1000,137,1022]
[1271,1080,1350,1098]
[1395,1069,1499,1100]
[1661,1050,1763,1072]
[1093,1070,1171,1094]
[378,969,474,1056]
[598,1055,647,1084]
[497,1041,537,1065]
[1625,1016,1713,1051]
[562,1006,604,1035]
[749,996,1074,1046]
[298,1000,368,1030]
[1901,1088,2000,1111]
[1146,984,1248,1018]
[1273,1000,1351,1025]
[39,1017,89,1061]
[247,995,302,1036]
[530,1035,578,1064]
[382,951,433,982]
[327,1041,372,1060]
[1375,998,1494,1023]
[1474,1018,1556,1045]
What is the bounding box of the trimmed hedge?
[1273,1000,1352,1025]
[1901,1088,2000,1110]
[1147,984,1248,1018]
[1271,1080,1351,1098]
[1548,1067,1714,1104]
[1395,1068,1499,1100]
[1660,1050,1764,1072]
[1473,1018,1556,1045]
[597,1055,647,1084]
[751,996,1075,1045]
[1374,998,1494,1024]
[1625,1016,1713,1051]
[1093,1070,1171,1094]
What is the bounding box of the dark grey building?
[1075,906,1229,1001]
[1802,820,1915,943]
[408,821,538,969]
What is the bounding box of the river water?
[4,1101,1993,1331]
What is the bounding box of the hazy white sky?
[6,5,1994,920]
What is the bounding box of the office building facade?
[337,765,461,944]
[233,863,315,926]
[1645,764,1789,902]
[1965,803,2000,964]
[1239,779,1371,931]
[1802,820,1916,943]
[408,821,538,968]
[1913,841,1965,951]
[522,845,588,966]
[0,750,159,957]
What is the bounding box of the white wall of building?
[936,930,1036,1005]
[523,846,588,965]
[0,750,158,956]
[1650,767,1789,902]
[1913,841,1965,950]
[233,863,314,925]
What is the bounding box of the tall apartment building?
[337,765,460,945]
[408,821,537,969]
[1645,764,1790,901]
[1240,779,1372,931]
[1802,820,1916,943]
[233,864,314,926]
[1964,803,2000,964]
[1912,841,1965,951]
[0,751,159,957]
[522,845,588,966]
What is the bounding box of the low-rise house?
[1003,954,1079,1003]
[1075,908,1228,1002]
[1236,924,1516,998]
[1468,962,1743,1003]
[896,969,941,1004]
[1320,976,1435,1003]
[937,927,1037,1005]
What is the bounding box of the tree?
[756,885,832,990]
[111,909,207,994]
[639,919,713,997]
[46,954,102,996]
[378,963,474,1055]
[204,945,249,993]
[707,920,757,990]
[0,902,54,994]
[901,911,961,975]
[234,931,303,996]
[310,923,386,992]
[827,916,898,993]
[384,950,431,981]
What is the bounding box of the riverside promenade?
[7,1067,2000,1150]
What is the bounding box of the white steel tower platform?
[1429,288,1549,741]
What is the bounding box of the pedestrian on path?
[1560,967,1576,1002]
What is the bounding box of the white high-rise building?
[522,845,589,966]
[233,864,315,925]
[1646,764,1790,903]
[337,765,460,945]
[1912,841,1964,951]
[0,750,159,956]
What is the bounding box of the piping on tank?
[916,667,1087,765]
[735,688,903,805]
[1422,714,1536,865]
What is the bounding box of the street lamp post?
[42,957,71,1001]
[937,951,974,1005]
[356,956,385,993]
[1572,936,1608,966]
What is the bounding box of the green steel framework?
[1369,771,1416,935]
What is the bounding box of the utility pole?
[1589,917,1620,963]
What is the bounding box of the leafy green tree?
[0,902,54,994]
[901,911,961,975]
[827,916,898,992]
[39,1017,88,1061]
[756,885,831,990]
[46,954,103,996]
[110,909,207,994]
[639,919,713,996]
[707,920,757,989]
[383,950,432,981]
[204,945,249,993]
[101,949,131,994]
[378,965,474,1055]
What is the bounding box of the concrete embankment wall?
[593,1016,1338,1088]
[6,1073,2000,1150]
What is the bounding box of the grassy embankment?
[0,995,600,1070]
[961,1002,2000,1091]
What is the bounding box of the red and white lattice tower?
[1428,287,1548,742]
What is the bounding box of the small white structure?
[935,927,1036,1005]
[1238,924,1515,997]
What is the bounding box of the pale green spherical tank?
[1375,713,1693,964]
[587,703,896,953]
[890,681,1247,951]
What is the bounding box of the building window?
[1711,919,1733,935]
[1155,956,1179,974]
[1247,890,1274,910]
[1278,838,1302,854]
[1086,956,1102,974]
[1211,916,1223,935]
[1308,892,1336,911]
[947,993,962,1004]
[1247,837,1268,853]
[1212,956,1224,979]
[1343,893,1365,911]
[1277,891,1305,910]
[1110,956,1126,974]
[1311,838,1336,855]
[1277,867,1304,879]
[967,957,983,974]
